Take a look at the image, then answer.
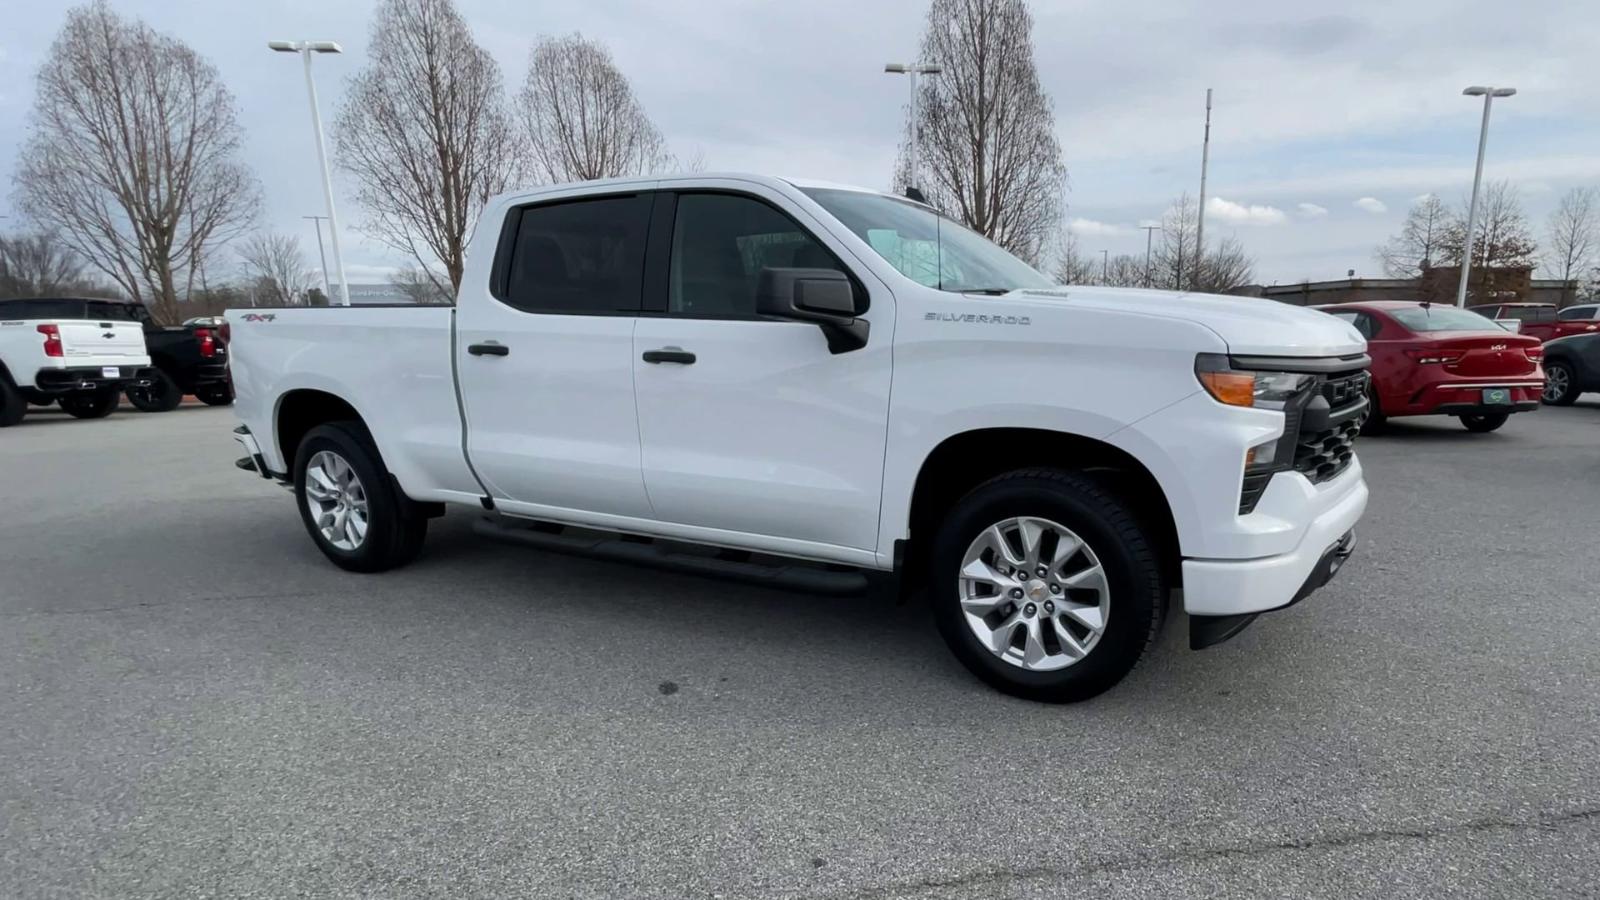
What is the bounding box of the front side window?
[503,194,651,314]
[801,188,1054,294]
[1559,305,1596,321]
[669,193,849,316]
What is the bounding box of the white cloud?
[1207,197,1288,226]
[1354,197,1388,214]
[1066,217,1129,237]
[1296,203,1329,218]
[1412,193,1437,203]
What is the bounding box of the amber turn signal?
[1198,370,1255,408]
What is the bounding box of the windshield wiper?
[957,287,1014,296]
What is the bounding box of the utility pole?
[1141,225,1160,287]
[1101,249,1109,284]
[884,62,943,201]
[303,215,332,302]
[1194,88,1212,292]
[1455,86,1517,307]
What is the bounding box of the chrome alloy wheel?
[958,517,1110,671]
[1544,365,1570,403]
[304,450,369,551]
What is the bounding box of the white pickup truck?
[228,174,1370,701]
[0,297,156,426]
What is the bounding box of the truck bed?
[225,306,481,502]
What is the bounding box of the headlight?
[1195,354,1314,409]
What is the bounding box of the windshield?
[1390,306,1507,333]
[801,188,1054,293]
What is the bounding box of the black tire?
[928,469,1164,703]
[195,384,233,406]
[0,375,26,427]
[1359,381,1387,435]
[293,421,427,573]
[1459,412,1510,433]
[125,369,183,412]
[1542,361,1578,406]
[59,389,120,419]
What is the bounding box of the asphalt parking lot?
[4,401,1599,899]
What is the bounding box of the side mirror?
[756,267,869,353]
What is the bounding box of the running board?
[473,517,871,595]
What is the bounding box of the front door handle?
[642,348,696,365]
[468,342,509,357]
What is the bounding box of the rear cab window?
[499,194,653,314]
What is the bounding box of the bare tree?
[12,2,259,323]
[1148,195,1254,292]
[1049,228,1097,284]
[336,0,522,293]
[1438,180,1538,271]
[517,33,671,183]
[0,232,102,298]
[899,0,1066,265]
[392,266,454,304]
[1195,236,1256,293]
[1544,186,1598,306]
[1377,194,1448,277]
[1152,194,1199,290]
[236,233,313,306]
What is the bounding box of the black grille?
[1292,370,1368,484]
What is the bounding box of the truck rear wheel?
[929,469,1164,703]
[293,422,428,573]
[126,369,183,412]
[59,389,120,419]
[0,376,26,427]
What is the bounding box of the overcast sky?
[2,0,1596,286]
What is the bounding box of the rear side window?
[1503,306,1556,323]
[668,192,850,317]
[502,194,651,314]
[1558,305,1597,321]
[1390,306,1508,332]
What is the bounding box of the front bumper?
[34,366,156,394]
[1181,466,1368,619]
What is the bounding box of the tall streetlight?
[1454,86,1516,307]
[1141,224,1161,287]
[303,215,332,301]
[269,39,350,307]
[884,62,942,202]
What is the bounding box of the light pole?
[1141,224,1160,287]
[303,215,332,302]
[1100,249,1109,283]
[884,62,942,201]
[270,39,350,307]
[1455,85,1516,307]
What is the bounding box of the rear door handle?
[468,342,509,357]
[642,348,696,365]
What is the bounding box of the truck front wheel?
[293,422,428,572]
[59,389,120,419]
[929,469,1165,703]
[126,369,183,412]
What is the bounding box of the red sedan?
[1314,302,1544,433]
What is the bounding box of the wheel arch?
[274,389,369,472]
[900,428,1181,588]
